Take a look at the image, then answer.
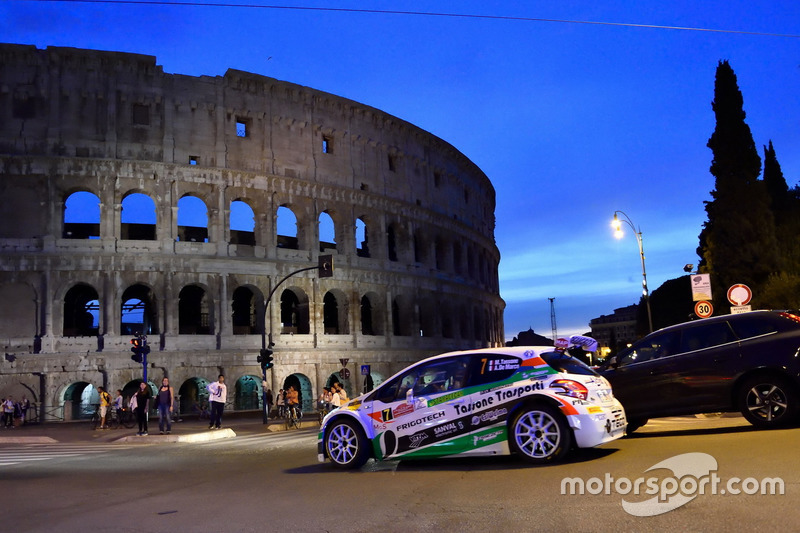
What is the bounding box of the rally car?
[318,339,627,469]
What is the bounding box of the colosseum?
[0,43,504,422]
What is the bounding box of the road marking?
[0,443,138,468]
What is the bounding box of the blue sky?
[4,1,800,340]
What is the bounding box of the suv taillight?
[549,379,589,401]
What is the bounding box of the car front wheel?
[739,375,799,428]
[324,419,370,469]
[509,404,572,464]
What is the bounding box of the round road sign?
[727,284,752,306]
[340,368,351,379]
[695,300,714,318]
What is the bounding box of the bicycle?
[91,406,135,430]
[285,405,302,430]
[318,405,330,426]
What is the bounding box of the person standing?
[131,382,151,436]
[2,396,14,428]
[156,377,175,435]
[265,387,274,418]
[112,390,124,427]
[207,375,227,429]
[97,386,112,429]
[276,389,285,418]
[18,395,30,425]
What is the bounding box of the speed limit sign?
[695,300,714,318]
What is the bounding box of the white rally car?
[318,340,627,468]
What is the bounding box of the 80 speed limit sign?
[695,300,713,318]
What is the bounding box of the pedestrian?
[18,395,30,425]
[112,390,124,427]
[334,382,349,405]
[285,385,300,420]
[207,375,227,429]
[97,386,112,429]
[2,396,14,428]
[276,388,285,418]
[330,385,341,410]
[155,377,174,435]
[265,387,274,417]
[131,382,151,436]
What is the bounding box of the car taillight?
[778,312,800,324]
[550,379,589,401]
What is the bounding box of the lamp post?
[612,211,653,333]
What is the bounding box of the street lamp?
[611,211,653,333]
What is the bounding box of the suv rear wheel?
[739,375,799,428]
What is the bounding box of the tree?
[763,140,800,282]
[697,60,779,309]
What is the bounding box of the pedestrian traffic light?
[318,254,334,278]
[257,342,275,370]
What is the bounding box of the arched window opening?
[121,193,157,240]
[63,284,99,336]
[230,200,256,246]
[323,292,339,334]
[387,224,398,262]
[232,286,258,335]
[319,212,336,253]
[277,206,298,249]
[356,218,369,258]
[179,285,212,335]
[414,231,427,264]
[361,295,374,335]
[63,191,100,239]
[280,288,309,334]
[121,284,159,335]
[177,195,208,242]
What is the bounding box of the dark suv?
[599,310,800,432]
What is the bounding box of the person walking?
[112,389,124,426]
[265,388,274,418]
[207,375,227,430]
[18,395,30,425]
[155,377,175,435]
[97,386,112,429]
[2,396,14,428]
[276,389,285,418]
[131,382,151,436]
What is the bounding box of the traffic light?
[318,254,334,278]
[130,336,143,363]
[257,343,275,370]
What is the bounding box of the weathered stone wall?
[0,44,505,419]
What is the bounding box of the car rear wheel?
[324,419,370,469]
[739,375,799,428]
[625,419,648,436]
[509,404,572,464]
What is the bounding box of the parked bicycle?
[91,405,135,430]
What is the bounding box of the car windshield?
[540,350,599,376]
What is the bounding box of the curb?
[114,428,237,444]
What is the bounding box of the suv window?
[618,331,680,366]
[678,322,736,352]
[729,315,780,340]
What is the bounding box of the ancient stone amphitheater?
[0,43,504,420]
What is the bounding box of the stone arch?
[355,216,370,257]
[360,291,383,336]
[63,190,100,239]
[63,283,99,337]
[231,285,263,335]
[391,294,414,337]
[61,381,96,420]
[230,199,256,246]
[178,377,212,415]
[178,284,213,335]
[234,375,263,411]
[281,373,313,413]
[177,194,209,242]
[418,294,437,338]
[121,283,159,335]
[326,370,354,400]
[121,191,157,240]
[323,288,349,335]
[280,287,310,334]
[318,210,336,253]
[276,205,299,249]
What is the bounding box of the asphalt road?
[2,415,796,533]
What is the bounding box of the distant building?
[506,328,554,347]
[589,305,638,351]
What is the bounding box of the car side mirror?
[608,356,619,369]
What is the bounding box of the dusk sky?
[4,1,800,340]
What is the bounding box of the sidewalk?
[0,412,317,445]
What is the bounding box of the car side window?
[618,332,679,366]
[678,322,736,353]
[730,316,778,340]
[465,354,521,387]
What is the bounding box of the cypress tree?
[697,60,779,308]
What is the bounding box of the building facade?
[589,304,639,353]
[0,44,504,420]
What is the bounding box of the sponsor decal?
[587,406,603,414]
[395,411,445,432]
[470,408,508,426]
[427,390,464,407]
[433,420,464,438]
[393,402,415,417]
[473,430,503,447]
[487,358,520,372]
[408,432,429,448]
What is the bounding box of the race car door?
[370,356,473,460]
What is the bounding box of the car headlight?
[549,379,589,401]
